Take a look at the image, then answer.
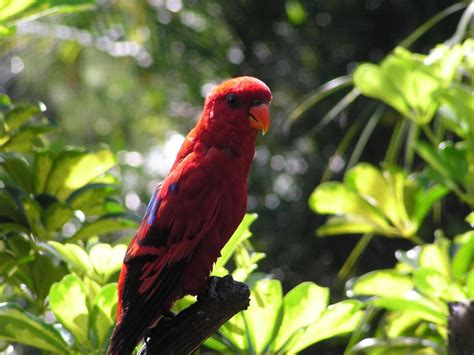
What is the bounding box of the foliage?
[345,231,473,353]
[307,3,474,354]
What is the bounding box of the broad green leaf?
[414,267,466,302]
[347,270,413,298]
[411,183,448,227]
[466,271,474,299]
[316,216,376,236]
[33,148,54,194]
[0,153,33,192]
[45,148,115,201]
[90,283,117,350]
[370,295,447,325]
[49,274,90,346]
[416,141,468,188]
[345,163,402,228]
[0,303,68,353]
[0,188,23,223]
[272,282,329,352]
[452,232,474,278]
[4,104,40,132]
[0,94,12,107]
[30,253,67,302]
[354,47,446,123]
[22,196,48,239]
[384,311,425,338]
[466,212,474,227]
[419,244,450,279]
[43,202,74,231]
[213,213,257,273]
[219,312,247,350]
[244,279,283,353]
[48,241,93,277]
[437,85,474,140]
[288,300,363,353]
[309,182,392,233]
[203,336,229,352]
[1,124,56,153]
[67,183,120,215]
[69,213,138,241]
[89,243,127,283]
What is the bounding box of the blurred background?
[0,0,468,307]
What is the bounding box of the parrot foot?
[198,276,220,301]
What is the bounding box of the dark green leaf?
[43,202,74,232]
[4,104,40,132]
[0,303,69,353]
[69,213,138,241]
[0,153,33,192]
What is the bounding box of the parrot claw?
[198,276,221,301]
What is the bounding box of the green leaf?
[90,283,117,350]
[244,279,283,353]
[0,303,68,353]
[419,244,450,279]
[309,182,393,234]
[0,188,23,224]
[384,311,425,338]
[354,47,447,124]
[316,216,376,236]
[30,252,67,302]
[466,271,474,299]
[466,212,474,227]
[414,267,466,302]
[347,270,414,298]
[89,243,127,283]
[67,183,120,215]
[69,213,138,241]
[48,241,93,277]
[416,141,468,188]
[49,274,90,347]
[33,148,55,194]
[288,300,363,353]
[213,213,257,273]
[0,153,33,192]
[272,282,329,352]
[452,232,474,278]
[1,124,56,153]
[4,104,40,132]
[437,85,474,140]
[43,202,74,232]
[22,196,48,239]
[370,295,447,325]
[45,148,116,201]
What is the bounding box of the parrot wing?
[109,151,223,354]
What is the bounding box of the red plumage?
[108,77,272,354]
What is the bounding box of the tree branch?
[448,301,474,355]
[138,275,250,355]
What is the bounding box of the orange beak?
[248,103,270,135]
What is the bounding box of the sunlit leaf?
[48,241,93,277]
[45,148,116,201]
[90,283,117,350]
[33,148,54,194]
[272,282,329,352]
[0,303,68,353]
[419,244,450,279]
[213,213,257,273]
[69,213,138,241]
[370,295,447,325]
[4,104,40,132]
[288,300,363,353]
[452,231,474,278]
[49,274,90,347]
[89,243,127,283]
[414,267,466,302]
[347,270,413,298]
[244,279,283,353]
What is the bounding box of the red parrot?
[108,76,271,354]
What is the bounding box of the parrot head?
[202,76,272,138]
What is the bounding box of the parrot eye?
[226,93,242,109]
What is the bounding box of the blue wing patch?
[145,188,161,225]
